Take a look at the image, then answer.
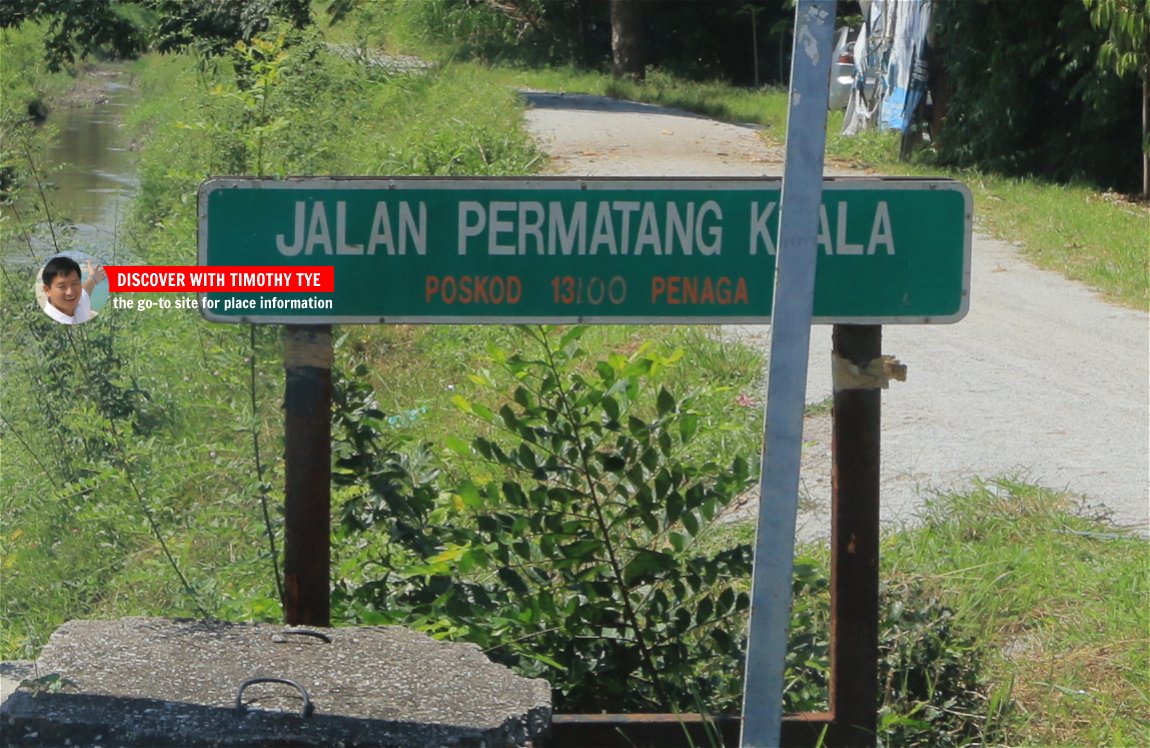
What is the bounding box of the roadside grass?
[700,476,1149,747]
[882,478,1149,746]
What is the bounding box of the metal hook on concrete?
[234,677,315,718]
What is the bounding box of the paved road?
[522,92,1149,538]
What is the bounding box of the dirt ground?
[522,91,1150,541]
[55,63,135,109]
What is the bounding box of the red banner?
[105,266,334,293]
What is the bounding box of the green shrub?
[876,578,1000,748]
[333,326,756,713]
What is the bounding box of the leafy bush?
[329,326,1002,731]
[876,578,999,748]
[334,326,757,713]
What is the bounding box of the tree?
[0,1,148,71]
[1085,0,1150,196]
[932,0,1141,193]
[610,0,644,80]
[0,1,314,71]
[150,0,312,58]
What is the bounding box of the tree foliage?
[150,0,312,57]
[1086,0,1150,79]
[0,1,314,69]
[363,0,798,86]
[932,0,1142,192]
[1084,0,1149,194]
[0,1,149,71]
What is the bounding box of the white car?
[828,26,859,110]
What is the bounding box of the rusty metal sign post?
[283,325,332,627]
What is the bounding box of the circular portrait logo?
[35,252,109,325]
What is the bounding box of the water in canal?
[3,67,139,312]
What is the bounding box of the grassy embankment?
[1,28,765,656]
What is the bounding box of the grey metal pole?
[741,2,836,746]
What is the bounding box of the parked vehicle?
[828,26,859,110]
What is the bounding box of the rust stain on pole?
[283,325,333,627]
[829,324,882,746]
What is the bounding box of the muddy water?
[3,71,138,309]
[3,70,138,310]
[43,78,139,245]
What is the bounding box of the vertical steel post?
[829,324,881,746]
[741,1,836,746]
[283,324,332,627]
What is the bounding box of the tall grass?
[0,23,74,121]
[882,479,1149,746]
[1,31,772,661]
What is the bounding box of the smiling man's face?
[44,270,82,316]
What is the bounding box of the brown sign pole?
[282,324,333,627]
[830,323,883,745]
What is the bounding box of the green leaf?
[451,393,473,414]
[640,510,660,535]
[710,628,734,651]
[623,549,678,586]
[656,387,675,416]
[455,482,483,509]
[602,395,620,422]
[445,435,472,458]
[680,506,699,536]
[622,356,654,377]
[678,412,699,443]
[513,386,533,409]
[466,371,493,387]
[497,567,529,596]
[560,539,604,560]
[598,452,626,472]
[596,360,616,385]
[559,325,588,350]
[517,443,538,470]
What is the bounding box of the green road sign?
[197,177,971,324]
